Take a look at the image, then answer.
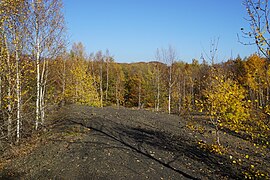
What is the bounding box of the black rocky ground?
[0,105,269,179]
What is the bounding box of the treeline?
[54,45,269,147]
[0,0,269,151]
[48,43,269,146]
[1,39,270,147]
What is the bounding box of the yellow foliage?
[203,72,250,133]
[198,140,226,155]
[65,57,100,106]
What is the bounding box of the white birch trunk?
[178,81,182,114]
[36,57,40,130]
[168,65,172,114]
[183,76,186,108]
[40,87,45,124]
[115,81,119,109]
[156,67,160,112]
[40,58,47,125]
[105,58,109,102]
[33,0,41,130]
[30,0,65,129]
[157,83,160,112]
[138,82,141,109]
[15,43,21,143]
[4,35,12,139]
[35,31,40,130]
[100,62,103,107]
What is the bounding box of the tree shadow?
[190,116,255,143]
[65,116,244,179]
[114,125,243,179]
[194,117,270,150]
[60,118,197,179]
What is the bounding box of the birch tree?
[1,0,16,140]
[161,46,176,114]
[28,0,65,130]
[155,49,162,112]
[241,0,270,59]
[105,50,110,103]
[114,64,125,108]
[11,1,28,142]
[95,51,104,107]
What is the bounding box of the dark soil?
[0,105,269,179]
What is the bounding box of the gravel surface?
[0,105,269,179]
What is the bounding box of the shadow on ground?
[1,106,251,179]
[65,115,244,179]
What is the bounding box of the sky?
[63,0,258,63]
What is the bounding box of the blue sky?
[63,0,257,63]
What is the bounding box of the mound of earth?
[0,105,269,179]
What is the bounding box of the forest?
[0,0,270,179]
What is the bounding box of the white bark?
[30,0,65,129]
[116,82,119,108]
[168,65,172,114]
[157,74,160,112]
[138,81,141,109]
[31,0,41,130]
[35,20,40,130]
[4,35,12,139]
[154,51,161,112]
[40,58,48,124]
[155,50,159,112]
[178,80,182,113]
[15,43,21,143]
[161,46,176,114]
[105,57,109,102]
[183,76,186,108]
[99,59,103,107]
